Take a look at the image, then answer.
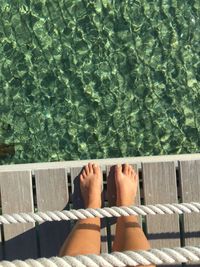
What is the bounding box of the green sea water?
[0,0,199,164]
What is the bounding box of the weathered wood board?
[0,171,37,260]
[142,162,182,267]
[142,162,180,248]
[179,160,200,245]
[34,168,70,257]
[179,160,200,266]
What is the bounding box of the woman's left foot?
[80,163,102,209]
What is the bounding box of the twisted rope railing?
[0,246,200,266]
[0,202,200,225]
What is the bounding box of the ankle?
[116,197,135,207]
[85,201,101,209]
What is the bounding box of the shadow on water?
[0,144,15,159]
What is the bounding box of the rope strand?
[0,202,199,225]
[0,246,200,266]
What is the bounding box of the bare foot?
[80,163,102,209]
[115,164,138,206]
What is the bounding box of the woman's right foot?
[115,164,138,206]
[80,163,102,209]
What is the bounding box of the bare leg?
[59,163,102,256]
[111,164,155,267]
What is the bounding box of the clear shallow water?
[0,0,200,164]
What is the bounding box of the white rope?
[0,246,200,266]
[0,202,200,225]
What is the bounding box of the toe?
[80,174,84,181]
[82,169,87,178]
[127,165,132,175]
[123,163,129,175]
[115,164,122,175]
[88,162,94,173]
[93,163,100,175]
[85,165,89,175]
[132,167,137,176]
[132,169,138,182]
[135,172,139,182]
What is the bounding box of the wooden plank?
[0,171,37,260]
[179,160,200,266]
[34,168,70,257]
[106,164,141,251]
[70,166,108,252]
[142,162,180,249]
[179,160,200,245]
